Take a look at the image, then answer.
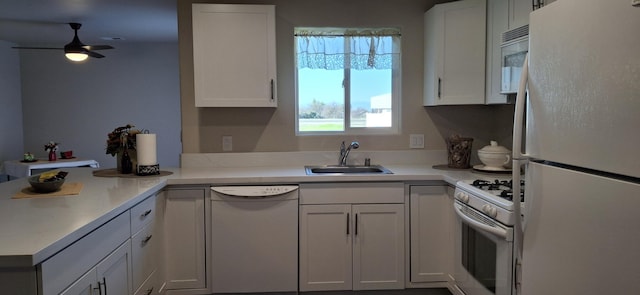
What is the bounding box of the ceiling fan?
[13,22,114,61]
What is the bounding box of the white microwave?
[500,25,529,94]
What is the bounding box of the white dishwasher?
[210,185,299,293]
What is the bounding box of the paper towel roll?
[136,133,157,165]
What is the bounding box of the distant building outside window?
[294,28,401,135]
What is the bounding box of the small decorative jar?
[48,150,57,161]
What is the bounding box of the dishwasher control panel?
[211,185,299,198]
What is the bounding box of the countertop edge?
[1,164,491,267]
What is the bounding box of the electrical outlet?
[409,134,425,149]
[222,136,233,151]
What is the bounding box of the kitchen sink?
[304,165,393,175]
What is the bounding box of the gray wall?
[179,0,514,156]
[0,40,25,180]
[14,42,181,170]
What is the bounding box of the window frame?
[294,28,402,136]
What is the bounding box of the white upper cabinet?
[192,4,277,107]
[509,0,533,30]
[485,0,510,104]
[424,0,487,106]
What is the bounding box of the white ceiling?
[0,0,178,47]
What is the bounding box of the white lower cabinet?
[163,188,208,293]
[132,222,157,293]
[36,194,163,295]
[134,270,159,295]
[409,185,455,284]
[352,204,405,290]
[131,194,162,295]
[299,204,353,291]
[299,182,405,292]
[61,240,133,295]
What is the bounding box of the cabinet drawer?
[40,212,130,295]
[131,194,156,235]
[132,222,157,291]
[134,269,158,295]
[300,182,404,204]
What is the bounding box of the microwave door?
[500,36,528,94]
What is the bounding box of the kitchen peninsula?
[0,150,487,295]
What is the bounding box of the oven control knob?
[482,204,498,218]
[455,191,469,203]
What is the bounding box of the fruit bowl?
[28,172,67,193]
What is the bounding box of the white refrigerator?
[511,0,640,294]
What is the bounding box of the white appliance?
[512,1,640,294]
[453,178,520,295]
[210,185,299,293]
[500,26,528,94]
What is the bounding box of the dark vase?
[121,150,133,174]
[48,150,57,161]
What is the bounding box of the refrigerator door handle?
[512,158,527,277]
[512,53,529,160]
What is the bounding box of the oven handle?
[454,203,509,240]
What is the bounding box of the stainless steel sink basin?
[304,165,393,175]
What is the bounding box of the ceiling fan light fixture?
[65,52,89,62]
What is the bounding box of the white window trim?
[294,28,402,136]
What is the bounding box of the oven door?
[453,201,514,295]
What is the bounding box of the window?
[294,28,401,135]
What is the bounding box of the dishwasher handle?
[211,186,299,198]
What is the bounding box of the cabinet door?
[192,4,277,107]
[299,204,352,291]
[410,186,454,283]
[352,204,405,290]
[163,189,206,290]
[424,0,487,106]
[96,240,133,295]
[509,0,532,30]
[59,269,95,295]
[486,0,510,104]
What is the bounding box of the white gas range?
[454,178,524,226]
[451,176,524,295]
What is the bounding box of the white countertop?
[0,168,168,267]
[0,162,484,268]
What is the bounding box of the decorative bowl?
[477,141,511,168]
[28,175,65,193]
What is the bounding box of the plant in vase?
[106,124,140,173]
[44,141,59,161]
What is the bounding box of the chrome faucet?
[339,141,359,166]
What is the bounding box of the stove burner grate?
[470,179,525,202]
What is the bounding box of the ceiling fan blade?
[13,23,114,60]
[86,51,105,58]
[84,45,114,51]
[12,46,63,50]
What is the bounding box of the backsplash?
[181,150,447,168]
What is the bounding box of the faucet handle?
[340,141,346,154]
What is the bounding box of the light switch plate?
[409,134,424,149]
